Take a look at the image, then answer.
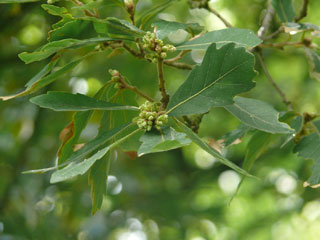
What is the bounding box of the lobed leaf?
[30,91,139,112]
[176,28,262,50]
[167,43,256,116]
[225,97,293,134]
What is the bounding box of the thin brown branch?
[258,0,275,38]
[119,79,155,102]
[256,52,292,110]
[262,27,284,41]
[163,61,193,70]
[157,59,170,109]
[164,50,190,63]
[207,5,233,28]
[259,41,305,49]
[71,0,99,18]
[295,0,309,22]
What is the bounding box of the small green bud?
[148,116,154,121]
[152,58,158,63]
[147,126,152,131]
[148,121,153,126]
[160,52,167,59]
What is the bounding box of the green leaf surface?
[99,87,141,152]
[281,115,303,148]
[305,48,320,82]
[62,123,132,165]
[152,20,203,39]
[18,37,113,64]
[25,58,59,88]
[167,43,256,116]
[284,22,319,34]
[137,0,174,29]
[106,17,145,37]
[231,131,275,200]
[42,4,69,16]
[222,124,252,147]
[58,83,113,164]
[0,0,39,3]
[271,0,295,22]
[138,126,191,156]
[176,28,262,50]
[88,152,110,214]
[294,120,320,186]
[175,119,253,177]
[50,127,141,183]
[225,97,293,134]
[30,91,139,111]
[50,146,111,184]
[0,56,84,101]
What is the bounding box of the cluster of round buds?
[134,101,168,131]
[188,0,208,8]
[108,69,124,89]
[142,31,176,63]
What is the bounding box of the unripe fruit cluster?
[109,69,123,89]
[142,32,176,63]
[188,0,208,8]
[134,101,168,131]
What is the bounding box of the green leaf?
[105,17,145,37]
[25,58,59,88]
[231,131,275,201]
[166,43,256,116]
[50,127,142,183]
[0,0,39,3]
[42,4,69,17]
[88,152,111,214]
[30,91,139,111]
[176,28,262,50]
[281,115,303,148]
[99,87,141,152]
[271,0,295,22]
[225,97,293,134]
[294,121,320,187]
[222,124,252,147]
[175,119,253,177]
[137,0,174,29]
[50,146,111,184]
[152,20,203,39]
[18,37,113,64]
[138,126,191,156]
[57,83,113,164]
[0,56,84,101]
[58,111,92,164]
[305,49,320,82]
[49,19,98,42]
[284,22,319,35]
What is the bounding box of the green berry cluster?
[188,0,208,8]
[134,101,168,131]
[142,31,176,63]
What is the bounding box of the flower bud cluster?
[188,0,208,8]
[134,101,168,131]
[142,31,176,63]
[109,69,123,89]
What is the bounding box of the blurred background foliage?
[1,0,320,239]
